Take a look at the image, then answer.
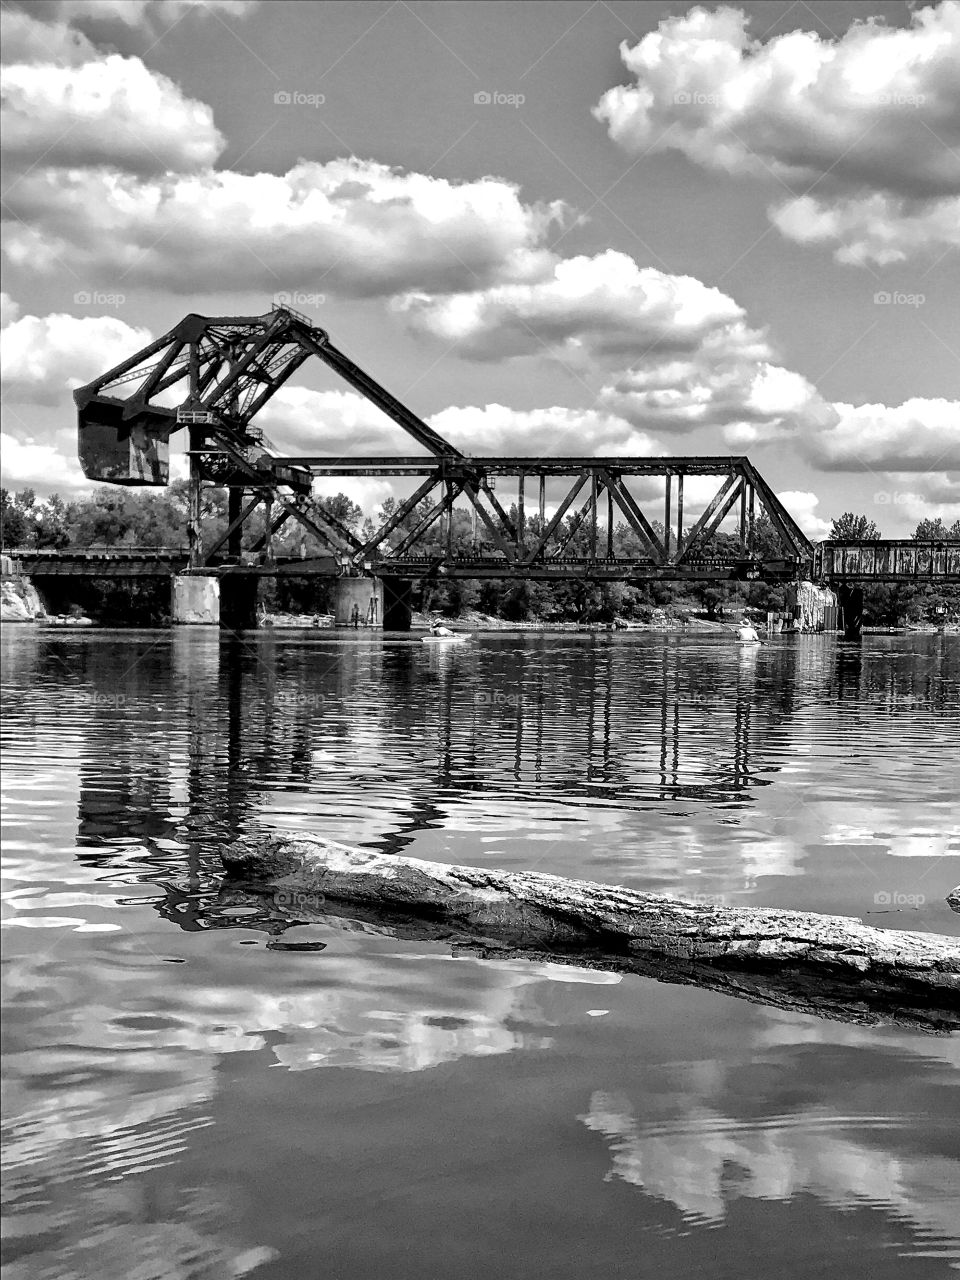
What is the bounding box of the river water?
[2,628,958,1279]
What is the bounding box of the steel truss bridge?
[25,302,953,589]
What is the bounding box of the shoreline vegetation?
[3,485,958,628]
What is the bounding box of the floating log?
[220,834,960,1033]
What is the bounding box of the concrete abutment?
[171,575,220,625]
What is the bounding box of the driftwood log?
[220,834,960,1033]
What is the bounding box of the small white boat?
[421,632,470,644]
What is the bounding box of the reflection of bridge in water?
[54,631,952,938]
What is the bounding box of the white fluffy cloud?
[0,292,20,326]
[769,192,960,267]
[863,471,960,531]
[775,490,832,540]
[2,159,567,297]
[600,335,833,444]
[808,397,960,471]
[1,54,225,173]
[0,430,93,491]
[0,306,153,404]
[260,388,660,460]
[0,10,100,65]
[595,3,960,264]
[428,402,661,457]
[395,250,747,362]
[258,388,413,458]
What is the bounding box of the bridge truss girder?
[73,306,811,580]
[287,455,812,581]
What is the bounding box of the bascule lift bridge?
[31,303,958,633]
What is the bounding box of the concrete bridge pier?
[838,583,864,641]
[332,577,384,628]
[171,575,220,625]
[382,578,413,631]
[221,574,260,630]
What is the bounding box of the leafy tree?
[1,489,32,548]
[913,517,960,540]
[829,512,882,540]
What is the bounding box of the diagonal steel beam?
[602,472,665,561]
[482,483,517,541]
[198,314,288,412]
[250,509,291,553]
[676,473,741,561]
[521,473,588,564]
[388,482,462,558]
[295,330,462,459]
[744,462,812,558]
[202,491,265,563]
[214,435,363,555]
[551,486,601,559]
[127,339,186,414]
[354,471,445,562]
[461,482,517,561]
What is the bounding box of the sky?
[1,0,958,537]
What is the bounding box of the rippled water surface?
[2,628,959,1279]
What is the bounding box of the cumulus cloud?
[0,10,100,65]
[0,430,93,491]
[863,471,960,532]
[428,402,661,457]
[51,1,259,26]
[395,250,750,362]
[258,388,416,458]
[2,158,567,297]
[808,397,960,471]
[769,192,960,266]
[1,54,225,173]
[0,307,153,404]
[0,292,21,327]
[775,490,832,540]
[600,332,834,444]
[260,388,661,460]
[595,2,960,263]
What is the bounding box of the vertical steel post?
[676,473,684,554]
[742,481,752,550]
[187,340,202,569]
[228,487,243,559]
[747,483,756,556]
[517,472,525,553]
[607,483,614,558]
[263,495,273,564]
[664,473,672,560]
[590,471,598,560]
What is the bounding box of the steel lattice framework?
[74,304,815,581]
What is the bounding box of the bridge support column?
[838,583,863,641]
[382,578,413,631]
[171,575,220,625]
[333,577,384,628]
[221,573,259,630]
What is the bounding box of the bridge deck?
[7,540,959,582]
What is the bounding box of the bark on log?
[220,833,960,1034]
